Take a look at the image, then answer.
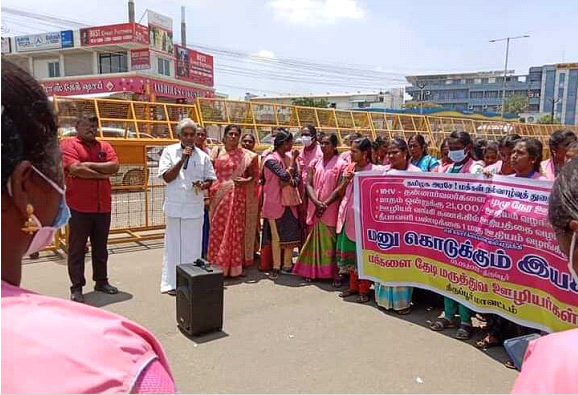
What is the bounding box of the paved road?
[22,244,518,393]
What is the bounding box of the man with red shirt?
[61,115,120,303]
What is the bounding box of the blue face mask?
[8,166,71,255]
[449,149,467,163]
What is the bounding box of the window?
[489,77,496,84]
[466,79,474,84]
[470,91,484,99]
[99,53,128,74]
[48,61,60,78]
[474,78,482,84]
[158,57,171,76]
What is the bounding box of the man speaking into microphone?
[158,118,216,295]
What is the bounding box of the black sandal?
[430,318,458,332]
[396,307,412,315]
[268,269,280,280]
[356,294,370,303]
[475,335,500,349]
[455,324,473,340]
[339,289,357,298]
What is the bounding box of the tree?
[537,115,561,124]
[502,94,529,115]
[402,101,441,109]
[292,97,329,108]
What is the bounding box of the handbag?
[279,155,302,207]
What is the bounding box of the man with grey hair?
[158,118,216,295]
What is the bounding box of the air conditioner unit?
[468,106,474,110]
[482,105,488,109]
[425,90,431,95]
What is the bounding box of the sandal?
[396,307,412,315]
[475,335,500,349]
[504,360,517,370]
[166,290,176,296]
[429,318,458,331]
[356,294,370,303]
[268,269,280,280]
[339,289,357,298]
[455,324,473,340]
[332,279,342,288]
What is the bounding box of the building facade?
[248,89,405,110]
[406,63,578,125]
[1,12,215,103]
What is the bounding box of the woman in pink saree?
[208,125,258,277]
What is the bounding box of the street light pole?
[490,34,530,118]
[549,97,561,124]
[417,82,427,115]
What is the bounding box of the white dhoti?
[160,216,204,292]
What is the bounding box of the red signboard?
[41,76,214,100]
[131,49,151,70]
[80,23,149,47]
[174,45,214,87]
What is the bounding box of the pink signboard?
[131,49,151,70]
[41,76,214,100]
[354,171,577,332]
[80,23,149,47]
[174,44,214,87]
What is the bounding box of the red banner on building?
[41,75,214,100]
[80,23,149,47]
[174,45,214,87]
[131,49,151,70]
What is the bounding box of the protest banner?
[353,171,577,332]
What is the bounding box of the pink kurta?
[540,158,557,181]
[262,151,298,220]
[511,329,578,394]
[483,160,503,175]
[337,163,375,240]
[1,281,174,394]
[382,163,422,173]
[306,155,345,227]
[298,144,323,191]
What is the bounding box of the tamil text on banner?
[147,10,173,54]
[131,49,151,70]
[353,171,577,333]
[174,45,214,87]
[41,76,214,99]
[80,23,148,47]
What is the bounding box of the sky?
[2,0,578,99]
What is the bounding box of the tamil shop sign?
[80,23,148,47]
[15,30,73,52]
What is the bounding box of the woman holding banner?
[540,129,577,181]
[408,134,439,172]
[375,138,421,314]
[511,138,548,180]
[483,134,520,176]
[336,137,376,303]
[430,130,482,340]
[511,158,578,393]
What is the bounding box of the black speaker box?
[176,261,224,337]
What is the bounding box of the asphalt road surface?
[22,243,518,393]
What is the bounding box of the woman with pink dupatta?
[293,133,345,285]
[208,125,258,277]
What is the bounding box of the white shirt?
[158,143,216,218]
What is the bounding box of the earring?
[22,204,38,234]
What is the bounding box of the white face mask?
[301,136,313,147]
[569,231,577,283]
[8,166,70,256]
[449,149,467,163]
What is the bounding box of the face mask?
[449,149,466,163]
[569,231,577,283]
[301,136,313,147]
[8,166,71,255]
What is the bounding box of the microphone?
[183,146,192,170]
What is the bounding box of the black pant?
[67,209,111,292]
